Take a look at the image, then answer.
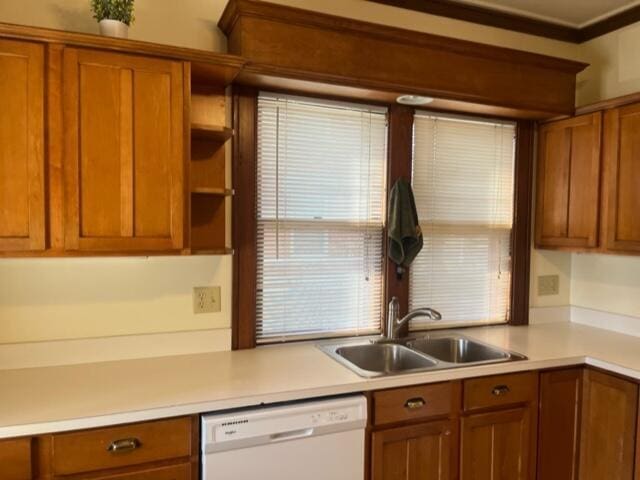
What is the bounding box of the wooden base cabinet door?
[461,408,533,480]
[603,104,640,254]
[0,39,45,252]
[91,463,191,480]
[371,420,454,480]
[62,48,185,253]
[537,369,582,480]
[579,369,638,480]
[535,113,602,249]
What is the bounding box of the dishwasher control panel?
[202,395,367,453]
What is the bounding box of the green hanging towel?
[388,178,423,275]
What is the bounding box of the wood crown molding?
[218,0,586,73]
[368,0,640,44]
[218,0,586,117]
[0,22,246,85]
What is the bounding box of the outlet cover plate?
[193,286,221,314]
[538,275,560,296]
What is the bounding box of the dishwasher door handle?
[269,428,314,442]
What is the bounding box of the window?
[256,93,387,342]
[409,113,516,330]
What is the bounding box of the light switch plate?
[193,286,221,314]
[538,275,560,296]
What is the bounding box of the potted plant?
[90,0,135,38]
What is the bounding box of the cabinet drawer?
[463,372,537,412]
[52,417,192,475]
[0,437,31,480]
[92,463,192,480]
[373,382,453,426]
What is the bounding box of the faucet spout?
[384,297,442,340]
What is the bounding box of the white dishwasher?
[201,395,367,480]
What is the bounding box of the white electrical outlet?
[193,286,221,314]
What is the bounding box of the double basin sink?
[319,333,526,378]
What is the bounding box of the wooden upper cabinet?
[62,48,185,252]
[535,113,602,249]
[579,369,638,480]
[603,103,640,253]
[0,39,45,252]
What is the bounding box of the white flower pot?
[99,19,129,39]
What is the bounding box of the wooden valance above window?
[219,0,588,119]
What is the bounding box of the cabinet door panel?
[579,369,637,480]
[371,420,454,480]
[0,39,45,251]
[461,408,533,480]
[535,113,601,249]
[63,48,184,252]
[91,463,191,480]
[537,368,582,480]
[604,104,640,253]
[0,437,32,480]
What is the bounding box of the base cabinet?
[0,416,198,480]
[537,369,582,480]
[460,407,533,480]
[90,463,192,480]
[579,369,638,480]
[371,420,454,480]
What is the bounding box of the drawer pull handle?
[492,385,510,396]
[404,397,426,410]
[107,438,141,453]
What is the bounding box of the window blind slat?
[256,93,387,342]
[409,114,515,330]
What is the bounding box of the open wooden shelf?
[190,247,234,255]
[188,84,232,254]
[191,123,234,142]
[191,187,234,196]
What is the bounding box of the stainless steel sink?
[407,336,512,364]
[319,333,526,378]
[335,343,437,377]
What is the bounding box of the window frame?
[232,87,533,349]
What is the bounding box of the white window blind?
[409,113,515,330]
[256,93,387,343]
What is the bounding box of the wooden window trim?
[232,86,258,349]
[232,91,533,349]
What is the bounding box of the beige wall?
[0,256,232,343]
[0,0,228,51]
[0,0,628,347]
[577,22,640,106]
[567,24,640,320]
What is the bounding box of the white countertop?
[3,322,640,439]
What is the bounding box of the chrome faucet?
[385,296,442,340]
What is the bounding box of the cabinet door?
[371,420,454,480]
[0,39,45,252]
[537,369,582,480]
[62,48,184,252]
[461,407,533,480]
[535,113,602,249]
[579,369,638,480]
[603,104,640,253]
[0,437,32,480]
[90,463,191,480]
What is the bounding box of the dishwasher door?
[201,395,367,480]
